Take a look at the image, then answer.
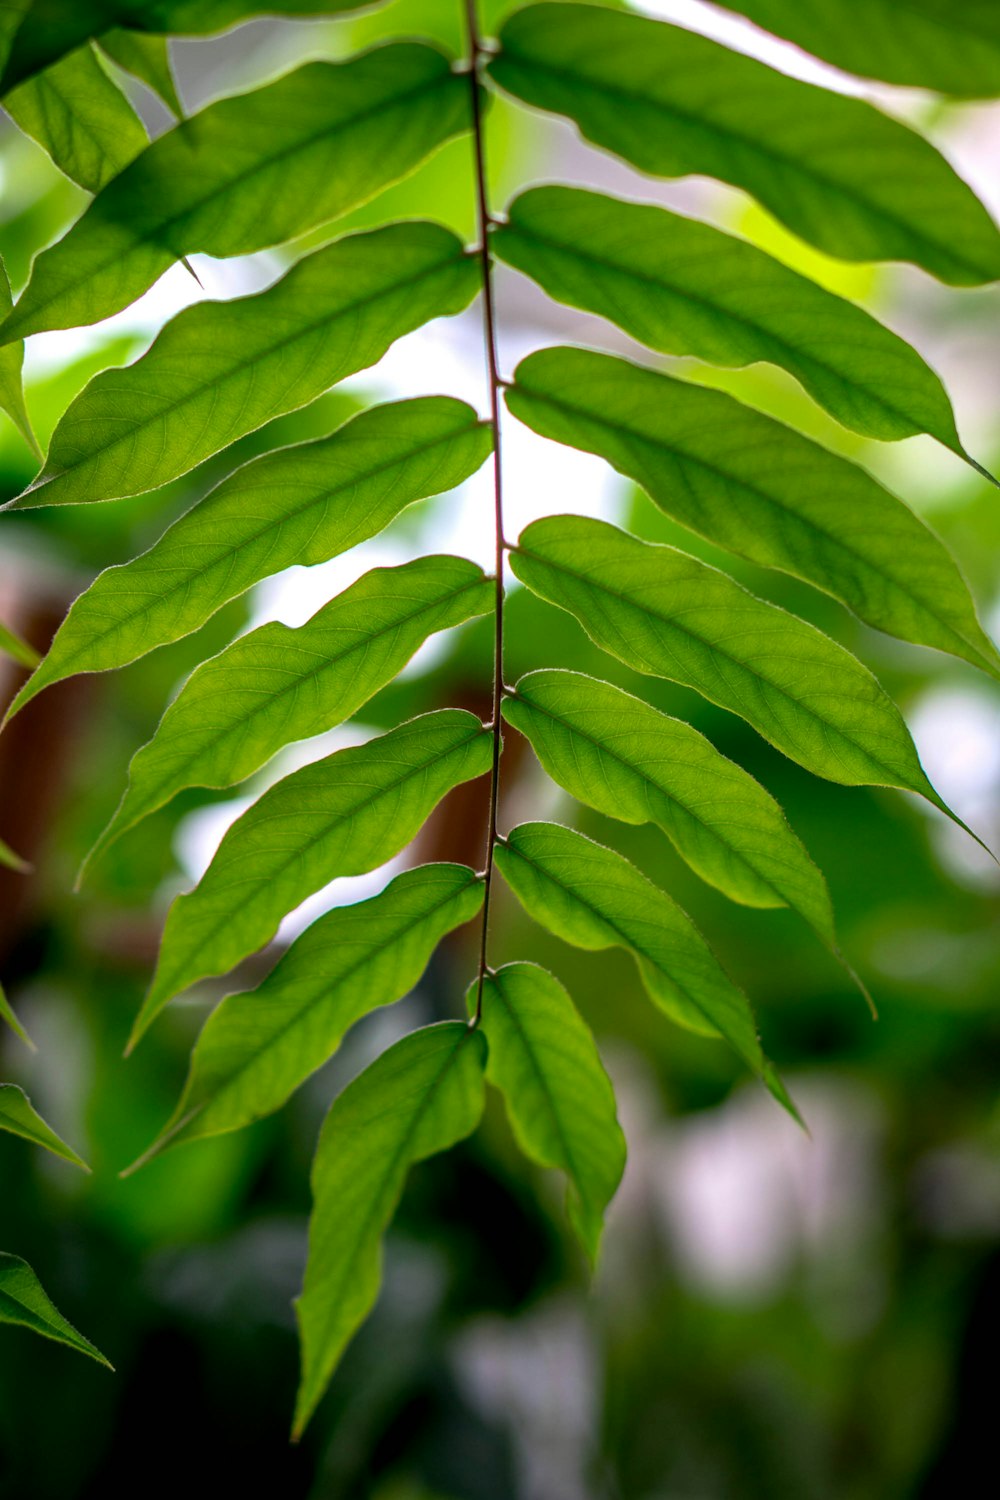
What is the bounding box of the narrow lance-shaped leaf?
[0,980,33,1048]
[511,516,955,811]
[88,556,493,863]
[0,618,39,670]
[5,42,149,193]
[0,837,30,873]
[495,186,986,469]
[98,30,182,116]
[504,670,839,954]
[0,1084,89,1168]
[0,255,40,459]
[131,709,492,1050]
[494,823,797,1117]
[0,43,469,345]
[5,397,491,723]
[131,864,484,1167]
[6,221,479,510]
[712,0,1000,101]
[294,1022,486,1439]
[489,4,1000,286]
[0,1254,111,1367]
[507,349,1000,681]
[469,962,625,1261]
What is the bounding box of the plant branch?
[464,0,506,1026]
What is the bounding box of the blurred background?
[0,2,998,1495]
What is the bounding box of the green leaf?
[0,838,30,873]
[494,186,981,463]
[131,709,492,1050]
[0,981,33,1047]
[0,1253,111,1366]
[7,221,479,510]
[511,515,949,806]
[0,254,40,459]
[5,42,148,193]
[0,618,39,670]
[489,4,1000,286]
[131,864,484,1166]
[494,824,797,1116]
[469,961,625,1261]
[506,349,1000,680]
[503,669,837,951]
[294,1021,486,1439]
[711,0,1000,101]
[98,30,182,115]
[5,397,491,722]
[0,1083,89,1168]
[0,43,469,344]
[89,556,494,861]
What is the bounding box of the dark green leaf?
[506,349,1000,679]
[7,221,479,509]
[90,556,494,859]
[495,823,797,1116]
[132,863,484,1165]
[511,515,950,806]
[294,1021,486,1439]
[495,186,980,461]
[5,397,491,721]
[0,1083,89,1168]
[503,669,837,950]
[470,961,625,1260]
[0,43,469,343]
[712,0,1000,100]
[5,42,148,193]
[131,709,492,1049]
[98,30,182,115]
[490,4,1000,285]
[0,1253,111,1366]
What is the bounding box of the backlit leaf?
[294,1021,486,1438]
[98,30,182,115]
[490,4,1000,285]
[0,1083,88,1168]
[6,221,479,509]
[131,709,492,1048]
[0,1254,111,1366]
[5,397,491,721]
[506,348,1000,679]
[0,255,40,459]
[470,961,625,1260]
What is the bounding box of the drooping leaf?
[131,710,492,1049]
[0,3,386,96]
[90,556,494,861]
[0,43,469,344]
[294,1021,486,1439]
[5,42,148,193]
[0,1083,89,1168]
[494,823,796,1115]
[0,981,33,1047]
[0,1253,111,1366]
[5,397,491,722]
[0,255,40,459]
[494,186,980,462]
[506,349,1000,680]
[132,864,484,1165]
[7,222,479,510]
[503,669,837,950]
[98,30,182,115]
[511,516,950,806]
[712,0,1000,101]
[0,618,39,670]
[489,4,1000,286]
[469,961,625,1261]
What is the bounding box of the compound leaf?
[133,863,483,1165]
[506,348,1000,679]
[294,1021,486,1438]
[6,397,491,721]
[0,43,469,343]
[7,221,479,510]
[131,709,492,1049]
[470,961,625,1261]
[0,1254,111,1366]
